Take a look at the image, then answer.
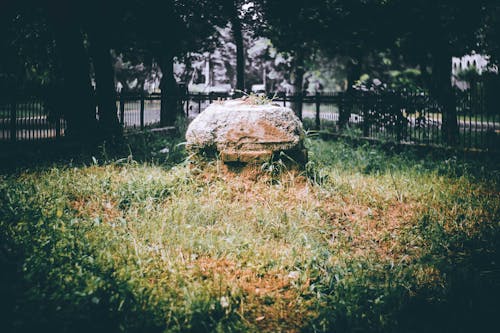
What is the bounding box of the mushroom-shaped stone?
[186,99,307,164]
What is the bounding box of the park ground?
[0,133,499,332]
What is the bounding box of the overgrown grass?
[1,136,499,332]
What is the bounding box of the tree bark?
[222,0,245,93]
[292,47,305,120]
[47,0,97,141]
[159,48,179,126]
[231,8,245,92]
[339,56,361,129]
[88,31,122,140]
[432,51,458,145]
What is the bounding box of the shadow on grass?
[0,131,187,173]
[0,230,165,333]
[396,236,500,333]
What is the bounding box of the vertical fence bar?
[468,91,471,148]
[33,100,36,139]
[28,100,32,140]
[198,93,202,113]
[338,93,344,132]
[120,96,125,125]
[34,100,38,139]
[480,87,484,148]
[140,94,145,130]
[458,95,462,148]
[315,92,321,130]
[298,93,303,121]
[186,94,190,118]
[485,88,489,149]
[439,105,442,145]
[36,100,40,139]
[44,100,47,139]
[25,101,28,141]
[10,99,16,142]
[362,96,369,137]
[30,100,33,140]
[56,114,61,138]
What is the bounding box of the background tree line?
[1,0,499,144]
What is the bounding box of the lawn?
[0,135,499,332]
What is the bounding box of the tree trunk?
[339,56,361,129]
[292,48,305,120]
[47,1,97,141]
[88,31,121,140]
[231,13,245,92]
[222,0,245,93]
[159,49,179,126]
[433,51,458,145]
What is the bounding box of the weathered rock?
[186,99,307,164]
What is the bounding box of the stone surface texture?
[186,99,307,164]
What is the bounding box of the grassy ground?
[0,134,499,332]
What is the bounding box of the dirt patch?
[189,256,311,332]
[71,198,122,223]
[322,198,423,262]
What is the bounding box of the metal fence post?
[297,92,303,121]
[186,94,190,118]
[198,93,202,113]
[315,92,321,130]
[140,93,145,130]
[362,93,370,137]
[10,99,16,142]
[55,115,61,139]
[120,96,125,125]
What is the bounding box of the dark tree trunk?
[89,31,121,140]
[292,48,305,120]
[223,1,245,93]
[432,51,458,145]
[231,14,245,92]
[159,49,179,126]
[339,56,361,129]
[47,1,97,141]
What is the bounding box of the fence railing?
[2,91,499,151]
[0,96,65,141]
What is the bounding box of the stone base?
[220,148,308,165]
[220,150,273,164]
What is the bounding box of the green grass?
[304,118,500,150]
[1,135,499,332]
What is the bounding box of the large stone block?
[186,99,307,164]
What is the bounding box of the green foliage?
[455,66,481,82]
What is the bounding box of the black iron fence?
[0,96,65,141]
[2,90,499,151]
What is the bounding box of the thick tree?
[84,1,122,139]
[256,0,392,120]
[0,2,59,93]
[481,1,500,66]
[389,0,487,145]
[221,0,246,92]
[45,0,98,140]
[313,0,394,128]
[122,0,223,126]
[255,0,326,118]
